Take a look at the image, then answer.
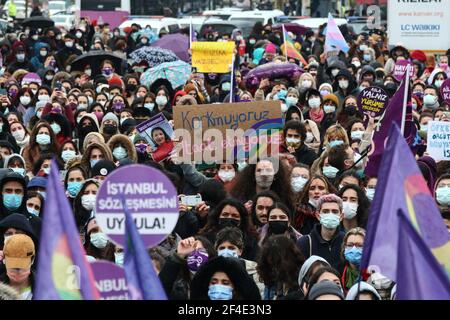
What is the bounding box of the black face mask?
[81,124,96,136]
[345,105,357,116]
[268,221,289,235]
[103,124,117,134]
[126,83,137,92]
[219,218,239,229]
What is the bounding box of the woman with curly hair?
[198,198,259,261]
[229,158,294,210]
[257,235,305,300]
[294,175,337,234]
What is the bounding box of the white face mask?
[331,69,340,77]
[155,96,168,106]
[12,129,25,141]
[82,194,96,211]
[309,97,321,109]
[218,170,235,182]
[38,94,50,102]
[301,80,312,88]
[291,176,308,193]
[351,130,364,141]
[305,132,314,143]
[343,201,358,219]
[90,232,108,249]
[20,96,31,106]
[339,80,349,90]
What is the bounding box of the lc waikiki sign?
[388,0,450,51]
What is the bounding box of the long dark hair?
[73,179,99,229]
[257,235,305,289]
[231,158,294,207]
[337,184,370,228]
[199,198,258,238]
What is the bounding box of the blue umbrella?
[130,46,179,68]
[140,60,191,90]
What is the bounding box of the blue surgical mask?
[329,140,344,148]
[144,103,155,111]
[208,284,233,300]
[363,54,372,62]
[11,167,25,176]
[218,248,239,258]
[36,133,51,145]
[285,96,298,107]
[436,186,450,206]
[27,206,39,217]
[3,194,23,211]
[366,188,375,201]
[61,150,77,163]
[319,213,341,229]
[322,166,339,179]
[67,181,83,198]
[90,159,100,168]
[113,146,128,160]
[221,82,231,92]
[344,246,363,265]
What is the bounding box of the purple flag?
[396,209,450,300]
[34,159,100,300]
[365,77,416,176]
[122,197,167,300]
[361,124,450,281]
[189,17,196,48]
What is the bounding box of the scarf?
[345,265,360,290]
[309,108,324,123]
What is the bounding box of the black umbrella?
[70,51,126,75]
[22,16,55,29]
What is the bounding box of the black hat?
[91,160,116,178]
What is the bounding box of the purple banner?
[357,86,390,118]
[393,60,413,82]
[440,78,450,104]
[90,261,129,300]
[95,164,179,248]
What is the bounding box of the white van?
[227,9,284,26]
[118,17,181,35]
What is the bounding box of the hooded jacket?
[332,69,357,110]
[0,113,20,154]
[210,75,231,103]
[190,256,261,300]
[107,134,137,163]
[0,172,27,221]
[81,132,105,153]
[80,142,113,177]
[0,213,39,249]
[30,42,50,71]
[7,41,36,73]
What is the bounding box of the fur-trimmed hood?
[80,142,113,174]
[107,134,137,163]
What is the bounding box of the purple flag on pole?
[360,124,450,281]
[34,159,100,300]
[122,197,167,300]
[396,209,450,300]
[364,76,416,177]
